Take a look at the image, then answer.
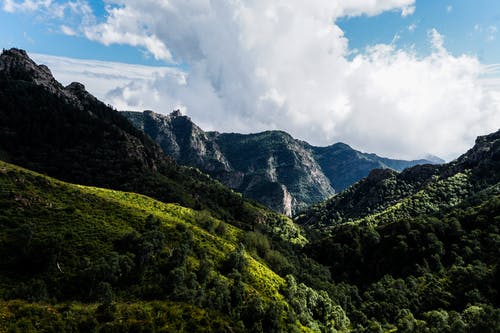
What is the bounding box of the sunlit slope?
[0,160,348,332]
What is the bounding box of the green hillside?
[292,130,500,332]
[0,160,348,332]
[303,193,500,332]
[297,129,500,229]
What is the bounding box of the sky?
[1,0,500,161]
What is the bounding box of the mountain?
[123,110,439,215]
[294,130,500,331]
[0,48,289,232]
[307,142,443,192]
[123,110,334,215]
[296,128,499,228]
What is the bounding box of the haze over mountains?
[123,110,441,215]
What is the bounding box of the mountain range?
[1,48,499,332]
[123,110,441,215]
[0,48,291,233]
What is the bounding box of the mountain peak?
[0,49,102,110]
[330,142,353,150]
[1,47,30,61]
[0,48,66,96]
[65,81,86,92]
[1,48,49,77]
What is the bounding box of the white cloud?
[429,28,445,52]
[7,0,500,161]
[31,53,185,110]
[2,0,53,13]
[408,23,417,32]
[401,5,415,17]
[2,0,91,19]
[446,5,453,13]
[60,24,76,36]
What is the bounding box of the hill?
[294,129,500,331]
[0,160,350,332]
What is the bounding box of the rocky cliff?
[123,110,440,215]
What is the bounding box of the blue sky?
[0,2,167,66]
[339,0,500,64]
[1,0,499,160]
[2,0,499,66]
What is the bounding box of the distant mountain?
[0,48,289,232]
[123,110,440,215]
[308,142,443,192]
[296,128,500,228]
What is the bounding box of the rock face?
[123,111,334,215]
[211,130,334,216]
[0,48,96,110]
[123,110,440,215]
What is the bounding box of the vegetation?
[293,128,500,331]
[0,160,346,332]
[304,195,500,331]
[2,146,499,332]
[297,128,500,228]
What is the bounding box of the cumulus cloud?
[6,0,500,160]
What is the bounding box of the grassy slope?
[0,160,311,332]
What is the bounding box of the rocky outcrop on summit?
[1,48,102,112]
[123,110,231,173]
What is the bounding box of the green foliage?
[305,195,500,330]
[0,160,340,332]
[0,300,238,332]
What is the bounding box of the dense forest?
[0,48,499,332]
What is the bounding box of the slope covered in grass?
[0,160,348,332]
